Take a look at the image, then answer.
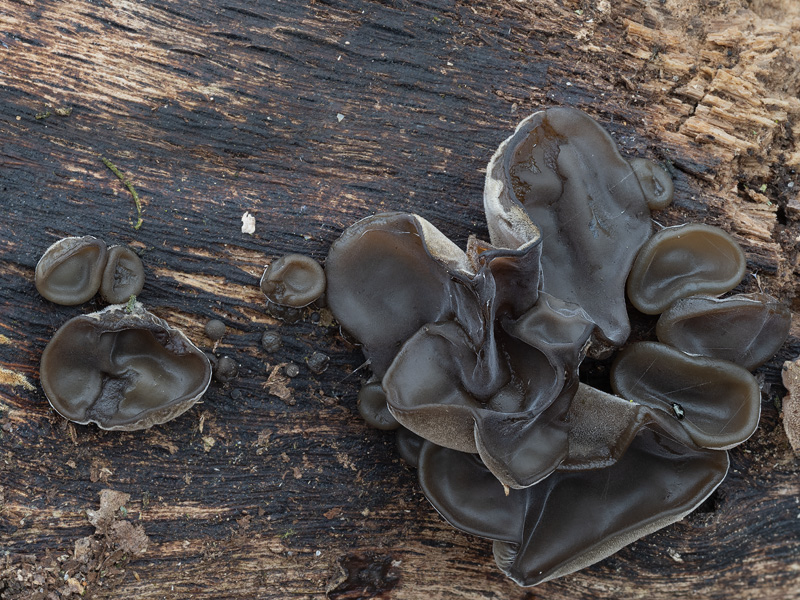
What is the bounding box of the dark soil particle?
[306,351,330,374]
[261,330,282,353]
[204,319,226,341]
[214,356,238,383]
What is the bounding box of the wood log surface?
[1,0,799,598]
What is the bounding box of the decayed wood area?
[1,0,799,598]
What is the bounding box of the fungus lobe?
[627,223,746,315]
[484,106,672,346]
[35,236,108,305]
[358,382,399,431]
[40,303,211,430]
[419,429,727,587]
[656,293,791,370]
[261,254,326,308]
[99,245,145,304]
[611,341,761,450]
[328,210,578,488]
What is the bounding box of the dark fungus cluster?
[36,236,212,431]
[324,107,791,586]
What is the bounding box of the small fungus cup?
[260,254,326,307]
[655,293,791,370]
[40,303,212,430]
[99,245,145,304]
[204,319,227,341]
[627,223,746,315]
[35,236,108,305]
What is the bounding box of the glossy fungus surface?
[627,224,746,314]
[326,212,489,377]
[357,382,399,430]
[628,157,674,210]
[420,434,726,586]
[611,341,761,449]
[484,106,671,345]
[260,254,326,307]
[328,211,579,488]
[99,245,145,304]
[656,293,791,370]
[35,236,108,305]
[324,106,789,587]
[40,303,211,430]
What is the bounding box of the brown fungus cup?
[99,245,145,304]
[627,223,746,315]
[35,236,108,305]
[655,293,791,371]
[417,384,730,587]
[260,254,326,308]
[326,211,583,489]
[40,302,212,430]
[419,427,727,586]
[324,106,790,587]
[483,106,673,347]
[611,341,761,450]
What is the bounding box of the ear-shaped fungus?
[419,431,727,586]
[35,236,108,305]
[484,107,671,346]
[99,245,145,304]
[40,303,212,430]
[656,293,791,370]
[327,211,583,488]
[326,212,489,377]
[415,383,725,585]
[260,254,326,307]
[611,341,761,450]
[324,107,790,587]
[358,382,399,431]
[385,320,575,487]
[627,224,746,315]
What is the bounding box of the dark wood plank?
[1,0,799,598]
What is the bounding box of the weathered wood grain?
[1,0,799,598]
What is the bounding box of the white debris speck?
[315,550,321,557]
[241,211,256,235]
[667,548,684,562]
[336,113,345,122]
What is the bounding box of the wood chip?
[781,357,800,454]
